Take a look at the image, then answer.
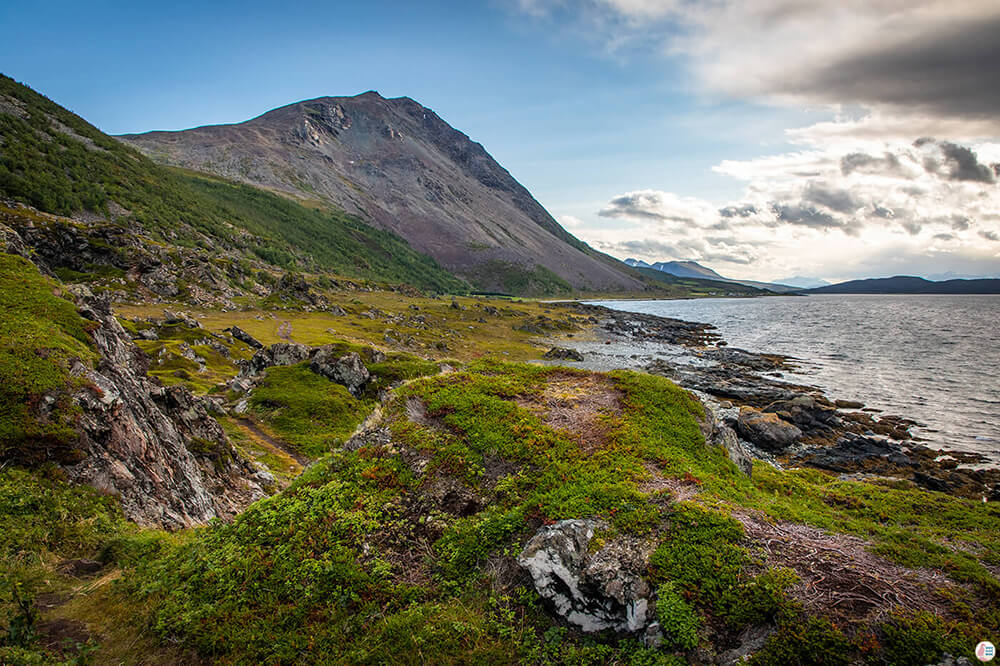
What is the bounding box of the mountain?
[804,275,1000,294]
[631,266,770,296]
[776,276,831,289]
[120,92,645,295]
[0,74,468,297]
[624,258,799,293]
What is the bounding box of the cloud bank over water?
[513,0,1000,281]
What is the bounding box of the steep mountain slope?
[0,74,465,295]
[625,258,798,293]
[632,266,769,297]
[120,92,647,294]
[805,275,1000,294]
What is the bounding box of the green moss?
[185,436,233,472]
[249,364,372,458]
[655,582,700,650]
[103,360,1000,663]
[0,253,95,463]
[749,616,853,666]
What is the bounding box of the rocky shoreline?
[547,301,1000,501]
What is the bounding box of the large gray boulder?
[243,342,311,376]
[518,519,655,634]
[697,394,754,476]
[310,349,370,396]
[736,406,802,451]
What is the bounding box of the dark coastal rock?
[518,519,655,634]
[764,395,839,428]
[797,434,914,473]
[736,406,802,451]
[310,349,371,396]
[543,346,585,362]
[225,325,263,349]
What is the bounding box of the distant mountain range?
[804,275,1000,294]
[624,258,800,293]
[776,276,831,289]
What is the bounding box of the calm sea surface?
[591,294,1000,463]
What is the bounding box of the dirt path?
[235,417,309,467]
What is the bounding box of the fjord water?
[594,294,1000,463]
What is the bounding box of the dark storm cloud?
[933,233,955,241]
[950,216,971,231]
[803,182,863,214]
[779,17,1000,120]
[871,205,895,219]
[599,192,692,222]
[938,142,996,183]
[981,230,1000,242]
[719,204,758,218]
[840,152,904,177]
[771,203,839,229]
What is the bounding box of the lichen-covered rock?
[63,286,271,529]
[518,519,655,634]
[243,342,312,375]
[737,405,802,451]
[162,309,202,328]
[310,349,370,396]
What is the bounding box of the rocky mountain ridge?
[121,92,647,295]
[1,224,271,528]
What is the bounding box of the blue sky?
[3,0,999,281]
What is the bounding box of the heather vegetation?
[56,361,1000,664]
[0,254,95,464]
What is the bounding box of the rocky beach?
[544,302,1000,502]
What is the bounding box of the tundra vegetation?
[1,73,998,665]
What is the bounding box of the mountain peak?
[120,92,644,295]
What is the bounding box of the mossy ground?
[115,292,590,364]
[3,251,998,664]
[0,254,96,464]
[63,361,995,665]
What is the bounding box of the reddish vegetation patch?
[517,372,623,453]
[734,511,961,623]
[636,462,702,502]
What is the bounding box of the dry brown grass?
[517,372,623,453]
[734,510,962,624]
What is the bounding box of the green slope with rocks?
[0,74,466,295]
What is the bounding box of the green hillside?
[0,74,465,293]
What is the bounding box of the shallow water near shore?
[588,294,1000,463]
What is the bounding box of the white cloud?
[572,135,1000,280]
[558,214,585,228]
